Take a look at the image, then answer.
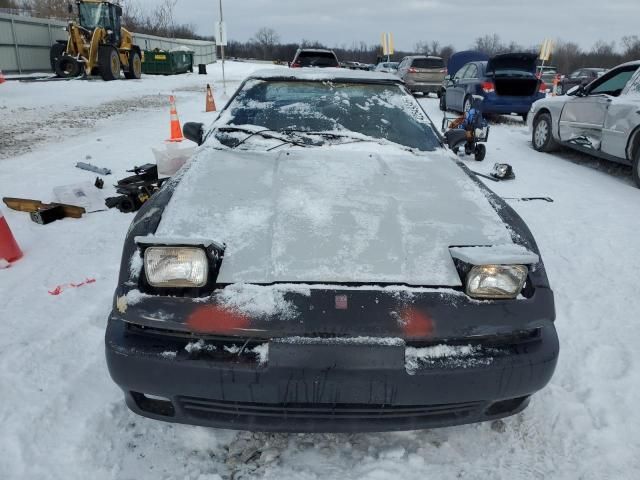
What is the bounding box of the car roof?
[296,48,335,54]
[405,55,443,60]
[612,60,640,69]
[248,67,402,83]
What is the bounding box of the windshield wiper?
[216,126,308,149]
[262,130,375,152]
[278,129,418,152]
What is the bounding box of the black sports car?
[106,68,558,433]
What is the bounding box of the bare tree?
[23,0,70,19]
[553,41,582,73]
[622,36,640,60]
[438,45,455,62]
[474,34,504,55]
[252,27,281,60]
[121,0,198,39]
[0,0,22,9]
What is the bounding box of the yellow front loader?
[50,1,142,81]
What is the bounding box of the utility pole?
[218,0,226,93]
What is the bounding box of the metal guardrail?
[0,12,216,74]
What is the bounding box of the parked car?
[529,60,640,187]
[397,55,446,95]
[536,66,559,92]
[290,48,339,68]
[375,61,399,73]
[441,50,489,98]
[557,67,607,95]
[340,60,370,70]
[441,53,546,121]
[106,68,558,433]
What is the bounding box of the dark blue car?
[441,52,546,121]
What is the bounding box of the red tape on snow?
[48,278,96,296]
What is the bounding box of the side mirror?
[567,84,585,97]
[183,122,205,145]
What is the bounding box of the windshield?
[295,52,339,67]
[413,58,444,69]
[78,3,110,30]
[215,80,441,151]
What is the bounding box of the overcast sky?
[141,0,638,51]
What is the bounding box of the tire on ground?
[439,94,446,111]
[633,148,640,188]
[532,112,559,152]
[124,50,142,79]
[54,55,81,78]
[98,45,121,81]
[50,43,66,72]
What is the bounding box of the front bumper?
[106,319,559,433]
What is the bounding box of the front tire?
[124,50,142,79]
[532,112,559,152]
[50,43,66,72]
[633,149,640,188]
[54,55,81,78]
[99,45,121,81]
[439,94,446,111]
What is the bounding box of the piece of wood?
[2,197,86,218]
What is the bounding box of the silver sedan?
[528,60,640,187]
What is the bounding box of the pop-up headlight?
[144,246,208,287]
[465,264,528,299]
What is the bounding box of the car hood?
[154,147,514,286]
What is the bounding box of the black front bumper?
[106,319,559,433]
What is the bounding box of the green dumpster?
[142,48,194,75]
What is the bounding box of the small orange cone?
[0,210,23,264]
[0,70,6,85]
[205,84,216,112]
[167,95,184,142]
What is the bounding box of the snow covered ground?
[1,62,640,479]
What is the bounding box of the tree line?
[3,2,640,74]
[228,28,640,75]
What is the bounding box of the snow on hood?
[154,147,514,286]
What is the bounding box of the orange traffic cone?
[0,210,23,264]
[0,70,6,85]
[167,95,184,142]
[206,84,216,112]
